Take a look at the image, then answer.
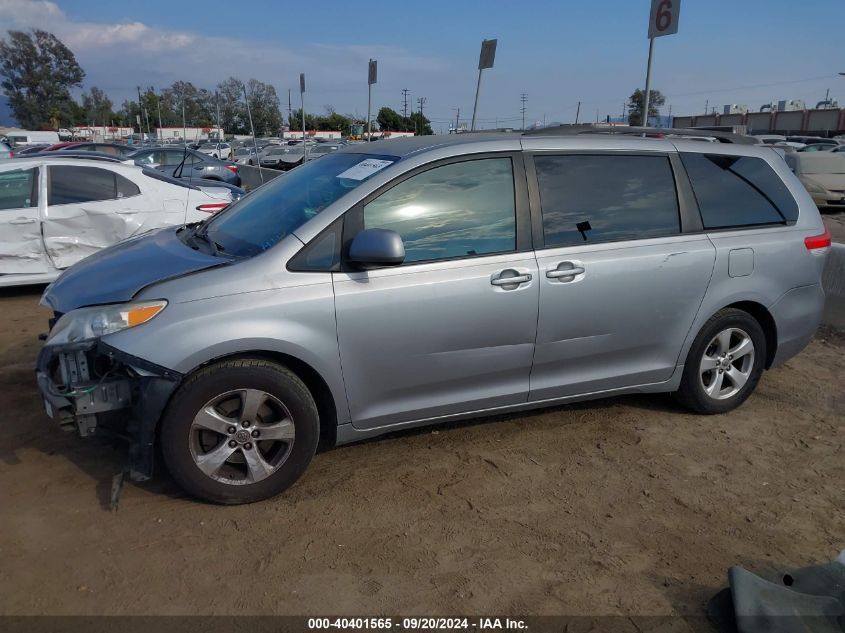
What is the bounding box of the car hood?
[42,227,225,313]
[804,173,845,191]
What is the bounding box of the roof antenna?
[242,81,264,185]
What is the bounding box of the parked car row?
[0,155,241,287]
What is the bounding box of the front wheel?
[675,308,766,414]
[160,359,319,504]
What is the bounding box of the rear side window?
[0,167,38,210]
[534,154,680,248]
[680,153,798,228]
[49,166,116,205]
[115,173,140,198]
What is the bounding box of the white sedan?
[197,142,232,160]
[0,157,234,287]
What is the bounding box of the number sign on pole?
[643,0,681,127]
[648,0,681,38]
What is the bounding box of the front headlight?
[46,300,167,344]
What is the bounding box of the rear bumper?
[769,283,825,367]
[36,340,182,480]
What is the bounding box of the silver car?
[36,131,830,504]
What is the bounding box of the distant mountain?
[0,94,18,127]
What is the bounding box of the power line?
[665,74,838,100]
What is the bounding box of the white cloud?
[0,0,451,115]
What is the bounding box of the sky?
[1,0,843,132]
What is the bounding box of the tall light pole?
[642,0,682,127]
[156,92,162,141]
[471,38,497,131]
[242,82,263,184]
[300,73,307,159]
[367,60,377,142]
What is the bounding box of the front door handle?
[491,270,532,287]
[9,218,37,225]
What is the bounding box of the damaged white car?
[0,156,239,287]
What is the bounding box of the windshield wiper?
[186,224,222,256]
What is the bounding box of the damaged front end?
[36,305,182,481]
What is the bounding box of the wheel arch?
[721,300,778,368]
[165,350,339,450]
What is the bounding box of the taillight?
[804,227,831,251]
[225,164,238,173]
[196,202,229,214]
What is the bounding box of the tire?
[674,308,767,414]
[160,359,319,504]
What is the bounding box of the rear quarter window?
[680,152,798,228]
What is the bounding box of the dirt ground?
[0,285,842,619]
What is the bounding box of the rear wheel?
[675,308,766,414]
[160,359,319,504]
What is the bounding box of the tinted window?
[0,168,37,210]
[116,173,140,198]
[681,153,798,227]
[535,154,680,247]
[49,166,116,205]
[363,158,516,263]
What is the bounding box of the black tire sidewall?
[160,361,319,504]
[679,310,766,414]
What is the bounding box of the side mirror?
[348,229,405,268]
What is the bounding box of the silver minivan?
[37,130,831,503]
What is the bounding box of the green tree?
[245,79,282,136]
[0,29,85,129]
[408,111,433,135]
[216,77,247,134]
[81,86,113,126]
[289,108,318,131]
[627,88,665,126]
[377,106,405,132]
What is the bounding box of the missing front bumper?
[36,340,182,481]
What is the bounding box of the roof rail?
[523,124,759,145]
[22,151,127,162]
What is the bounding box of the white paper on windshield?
[337,159,393,181]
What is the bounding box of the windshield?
[202,152,398,257]
[199,143,215,149]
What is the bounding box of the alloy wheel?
[189,388,295,484]
[699,328,755,400]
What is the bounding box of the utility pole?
[704,99,708,114]
[453,107,460,133]
[575,101,581,124]
[417,97,426,135]
[520,93,527,130]
[401,88,410,118]
[288,88,292,128]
